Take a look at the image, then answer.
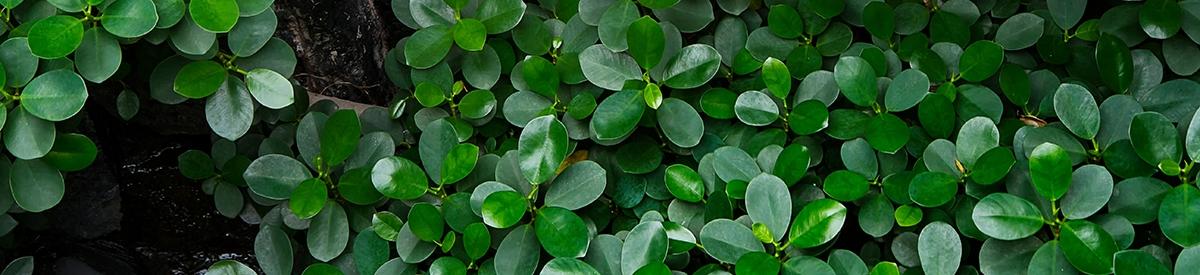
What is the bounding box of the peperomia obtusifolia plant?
[51,0,1200,274]
[0,0,302,270]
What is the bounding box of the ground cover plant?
[10,0,1200,274]
[0,0,300,271]
[0,0,296,245]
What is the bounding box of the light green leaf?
[994,13,1045,50]
[918,222,962,275]
[972,193,1043,240]
[20,69,87,122]
[746,174,791,242]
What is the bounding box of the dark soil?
[0,2,404,274]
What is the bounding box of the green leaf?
[1177,246,1200,275]
[226,10,277,56]
[245,68,295,109]
[701,88,736,119]
[535,207,591,258]
[21,69,87,122]
[289,178,328,219]
[735,252,781,275]
[439,143,478,185]
[782,256,836,275]
[174,61,227,99]
[770,144,810,186]
[956,116,999,168]
[243,154,310,200]
[884,69,930,112]
[475,0,525,34]
[370,156,428,200]
[300,263,341,275]
[102,0,159,38]
[864,113,909,154]
[38,133,96,172]
[579,44,641,91]
[371,211,404,242]
[1060,165,1114,220]
[404,25,453,69]
[205,77,254,140]
[869,262,900,275]
[824,170,869,202]
[972,193,1043,240]
[734,90,779,126]
[622,221,668,274]
[408,203,443,242]
[788,199,847,249]
[762,57,791,99]
[917,222,962,275]
[1114,250,1171,275]
[518,115,568,185]
[1053,84,1101,139]
[463,222,490,260]
[544,161,607,210]
[1130,112,1183,168]
[805,0,844,19]
[1159,185,1200,247]
[1059,220,1118,274]
[958,40,1004,82]
[28,16,84,59]
[1027,241,1076,275]
[591,90,644,140]
[237,0,272,16]
[859,194,895,238]
[664,164,703,203]
[542,258,601,275]
[833,56,877,107]
[482,191,527,228]
[746,174,791,243]
[521,56,559,98]
[627,16,665,70]
[788,100,829,135]
[659,44,721,89]
[863,2,894,41]
[189,0,240,32]
[414,82,445,107]
[353,229,389,275]
[207,260,255,275]
[10,159,63,213]
[639,0,679,9]
[320,109,361,166]
[1048,0,1086,29]
[307,202,349,262]
[177,150,213,180]
[908,171,958,207]
[1141,0,1182,39]
[597,0,638,52]
[995,13,1045,50]
[1096,34,1134,93]
[700,219,765,263]
[452,18,486,51]
[458,89,497,119]
[0,38,37,89]
[768,5,804,39]
[657,98,703,147]
[254,225,293,275]
[75,28,122,83]
[1029,143,1072,201]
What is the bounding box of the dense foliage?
[13,0,1200,274]
[0,0,298,250]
